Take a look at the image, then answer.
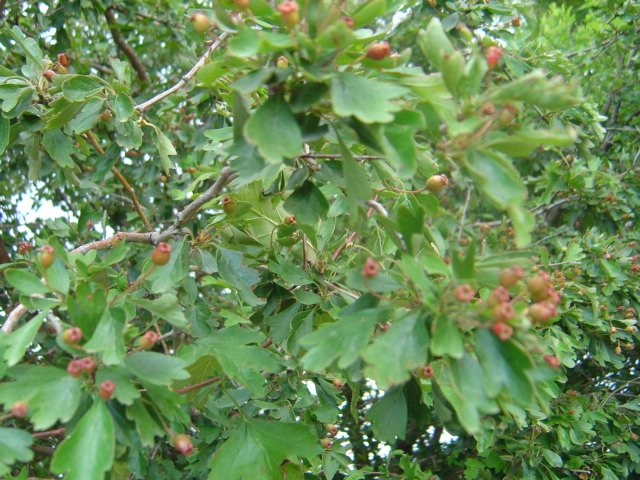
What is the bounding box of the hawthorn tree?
[0,1,639,479]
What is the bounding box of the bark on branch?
[104,7,149,83]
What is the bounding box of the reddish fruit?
[79,356,96,374]
[420,365,434,379]
[544,355,560,368]
[39,245,55,268]
[362,257,379,278]
[426,174,449,193]
[57,53,68,66]
[173,433,195,456]
[485,46,503,68]
[332,378,343,389]
[11,401,27,418]
[190,12,212,33]
[98,380,116,400]
[491,322,513,341]
[284,214,296,225]
[499,266,524,288]
[18,241,33,255]
[221,195,236,215]
[492,302,515,323]
[232,0,250,9]
[139,330,159,350]
[340,16,355,29]
[320,438,333,449]
[100,109,112,122]
[482,102,495,115]
[276,56,289,68]
[326,424,338,436]
[151,242,172,266]
[488,286,510,307]
[62,327,83,345]
[453,284,475,302]
[67,360,82,378]
[511,17,521,27]
[528,301,557,324]
[366,41,391,61]
[278,1,300,27]
[43,69,56,82]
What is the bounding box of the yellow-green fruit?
[278,1,300,28]
[221,196,236,215]
[190,13,212,33]
[39,245,55,268]
[426,174,449,193]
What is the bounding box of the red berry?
[366,42,391,61]
[491,322,513,341]
[453,284,475,302]
[66,360,82,378]
[528,301,557,324]
[362,258,379,278]
[332,378,343,389]
[62,327,83,345]
[492,302,515,323]
[11,401,27,418]
[79,356,96,374]
[221,196,236,215]
[173,433,195,456]
[485,46,503,68]
[57,53,68,66]
[39,245,55,268]
[43,69,56,82]
[232,0,250,9]
[340,16,355,28]
[499,266,524,288]
[278,1,300,27]
[139,330,159,350]
[151,242,172,266]
[99,380,116,400]
[425,174,448,193]
[511,17,521,27]
[488,286,510,307]
[544,355,560,368]
[419,365,434,378]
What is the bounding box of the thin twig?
[297,153,383,162]
[364,199,388,217]
[458,188,472,240]
[83,132,153,231]
[32,428,65,438]
[175,376,221,394]
[104,7,149,83]
[134,32,230,111]
[1,303,27,334]
[331,196,378,261]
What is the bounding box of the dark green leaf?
[284,180,329,225]
[124,352,190,386]
[366,387,407,443]
[3,269,49,295]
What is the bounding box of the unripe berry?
[231,0,250,9]
[320,438,333,449]
[499,266,524,288]
[528,301,557,324]
[498,104,517,125]
[366,42,391,61]
[276,56,289,68]
[485,46,503,68]
[190,12,212,33]
[488,286,510,307]
[419,365,434,379]
[425,174,448,193]
[62,327,83,345]
[615,345,622,355]
[221,195,236,215]
[543,354,560,368]
[67,360,82,378]
[151,242,172,266]
[79,356,96,374]
[278,1,300,28]
[43,69,56,82]
[173,433,195,456]
[453,284,475,302]
[284,214,296,225]
[326,424,338,436]
[626,326,638,334]
[527,273,549,299]
[139,330,159,350]
[98,380,116,400]
[40,245,55,268]
[100,109,112,122]
[492,302,515,323]
[11,401,27,418]
[53,63,68,74]
[332,378,343,389]
[491,322,513,341]
[362,257,379,278]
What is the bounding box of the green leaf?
[0,428,33,472]
[244,95,302,163]
[51,400,115,480]
[68,97,103,133]
[228,27,261,58]
[474,329,534,407]
[208,418,322,480]
[129,294,189,330]
[46,255,70,295]
[3,269,49,295]
[125,399,164,447]
[45,98,85,130]
[216,247,261,306]
[42,129,76,169]
[363,312,428,389]
[283,180,329,225]
[114,93,134,122]
[0,115,9,154]
[488,70,580,109]
[430,315,464,359]
[330,73,407,124]
[340,141,371,205]
[366,387,407,443]
[83,308,126,365]
[351,0,387,26]
[62,75,105,101]
[418,18,455,71]
[2,311,47,366]
[508,205,535,247]
[154,128,177,173]
[0,365,83,430]
[124,352,190,386]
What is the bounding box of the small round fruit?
[39,245,55,268]
[527,273,549,298]
[100,109,112,122]
[151,242,172,266]
[57,53,68,66]
[79,357,96,374]
[426,174,449,193]
[232,0,250,9]
[99,380,116,400]
[320,438,333,449]
[511,17,521,27]
[543,354,560,368]
[626,326,638,334]
[326,424,338,436]
[62,327,83,345]
[332,378,343,389]
[419,365,434,379]
[66,360,82,378]
[498,104,517,125]
[492,302,515,323]
[453,284,475,302]
[340,16,355,29]
[190,12,212,33]
[485,46,503,68]
[278,1,300,28]
[491,322,513,341]
[173,433,195,456]
[284,214,296,225]
[221,195,236,215]
[528,301,557,324]
[488,286,510,307]
[11,401,27,418]
[362,257,379,278]
[615,345,622,355]
[499,266,524,288]
[53,63,68,74]
[366,41,391,61]
[43,69,56,82]
[276,56,289,68]
[139,330,159,350]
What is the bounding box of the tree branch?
[104,7,149,83]
[134,32,230,111]
[175,376,221,394]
